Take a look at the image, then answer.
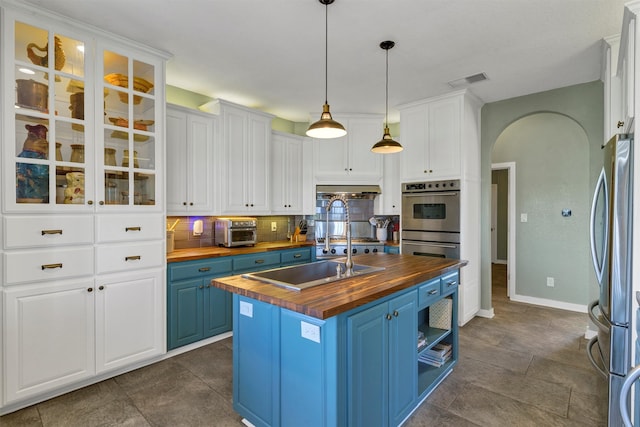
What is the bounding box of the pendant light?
[371,40,403,153]
[306,0,346,139]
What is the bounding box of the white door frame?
[491,162,516,299]
[491,184,498,263]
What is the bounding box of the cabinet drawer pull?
[125,226,141,232]
[393,310,399,317]
[41,263,63,270]
[99,285,105,291]
[255,259,265,264]
[198,267,211,272]
[125,255,141,261]
[88,287,93,292]
[199,285,204,289]
[41,229,63,236]
[446,280,457,287]
[428,289,438,295]
[386,314,392,320]
[293,254,302,258]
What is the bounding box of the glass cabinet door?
[13,21,91,207]
[101,50,156,207]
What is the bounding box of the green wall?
[480,81,604,310]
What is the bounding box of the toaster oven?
[214,217,257,247]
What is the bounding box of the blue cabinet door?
[388,291,418,426]
[348,301,389,427]
[168,278,205,349]
[204,285,232,338]
[348,290,417,427]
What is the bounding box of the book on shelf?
[418,342,452,367]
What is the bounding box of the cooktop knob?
[343,249,348,254]
[352,248,357,254]
[364,248,370,254]
[322,249,328,254]
[372,248,378,253]
[331,249,336,254]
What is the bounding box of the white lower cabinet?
[3,269,164,404]
[96,269,164,373]
[4,279,95,403]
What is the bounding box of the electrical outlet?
[546,277,555,287]
[301,321,320,343]
[520,213,528,223]
[271,222,277,232]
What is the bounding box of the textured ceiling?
[19,0,626,122]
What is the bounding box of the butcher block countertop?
[166,241,315,263]
[211,254,467,319]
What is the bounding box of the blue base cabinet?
[168,258,233,349]
[232,269,459,427]
[168,247,315,350]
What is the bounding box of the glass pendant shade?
[307,103,347,138]
[371,127,402,153]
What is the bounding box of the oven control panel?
[403,180,460,192]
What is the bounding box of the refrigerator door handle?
[590,167,608,283]
[588,299,611,332]
[619,364,640,426]
[587,336,609,379]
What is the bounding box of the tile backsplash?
[167,215,314,250]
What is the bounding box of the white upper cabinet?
[207,100,273,215]
[398,94,461,183]
[3,10,167,213]
[618,5,639,135]
[376,150,401,215]
[603,35,622,140]
[312,114,384,183]
[166,105,216,215]
[271,131,304,214]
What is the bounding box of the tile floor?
[0,264,607,426]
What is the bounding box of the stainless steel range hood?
[316,185,381,199]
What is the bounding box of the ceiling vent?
[447,72,488,88]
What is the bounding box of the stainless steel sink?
[242,260,385,291]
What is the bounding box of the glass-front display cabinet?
[4,12,163,211]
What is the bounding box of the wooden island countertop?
[211,253,467,319]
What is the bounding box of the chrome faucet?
[325,194,354,276]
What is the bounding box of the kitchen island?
[212,253,467,427]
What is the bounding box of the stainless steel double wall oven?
[401,180,460,258]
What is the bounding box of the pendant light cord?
[385,48,389,128]
[324,1,328,104]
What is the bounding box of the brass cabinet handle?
[99,201,104,205]
[88,287,93,292]
[254,259,265,264]
[618,120,625,128]
[99,285,105,291]
[428,289,438,295]
[293,254,302,258]
[88,200,93,205]
[190,202,194,206]
[125,255,141,261]
[198,267,211,272]
[41,263,63,270]
[41,229,63,235]
[125,226,141,232]
[386,314,392,320]
[183,202,187,206]
[393,310,399,317]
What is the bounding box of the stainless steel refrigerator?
[588,134,634,426]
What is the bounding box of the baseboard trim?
[164,331,233,359]
[492,259,508,265]
[476,308,495,319]
[509,294,587,313]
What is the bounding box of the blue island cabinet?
[232,269,459,427]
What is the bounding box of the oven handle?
[402,192,459,197]
[402,240,458,249]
